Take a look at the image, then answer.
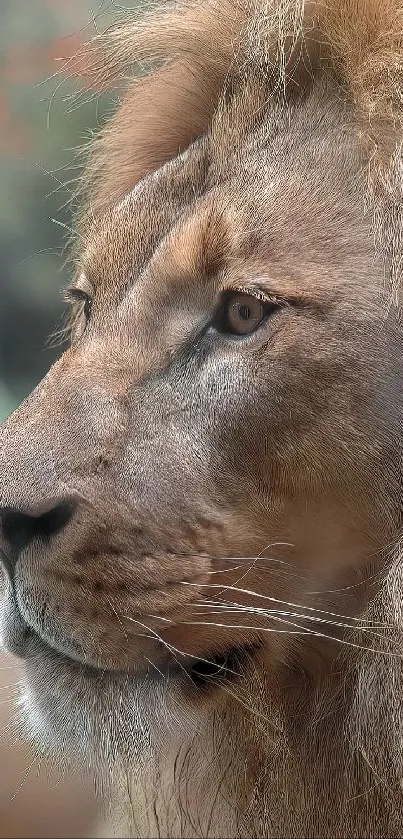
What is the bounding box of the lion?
[0,1,402,836]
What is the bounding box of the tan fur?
[0,2,402,837]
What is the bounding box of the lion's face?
[0,88,401,768]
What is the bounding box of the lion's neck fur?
[102,548,403,839]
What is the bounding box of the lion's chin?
[16,629,260,773]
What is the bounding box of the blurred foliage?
[0,0,135,420]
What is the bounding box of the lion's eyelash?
[61,286,89,305]
[47,288,88,349]
[47,310,83,349]
[229,286,285,306]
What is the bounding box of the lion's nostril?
[0,500,76,578]
[34,501,76,541]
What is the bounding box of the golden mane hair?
[75,1,402,298]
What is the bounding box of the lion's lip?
[1,614,80,670]
[24,629,260,683]
[1,588,262,683]
[6,615,261,690]
[0,591,105,672]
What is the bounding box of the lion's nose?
[0,500,75,579]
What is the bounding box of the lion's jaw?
[0,4,403,835]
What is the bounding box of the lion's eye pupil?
[238,304,251,320]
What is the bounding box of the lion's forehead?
[77,108,369,314]
[80,139,209,294]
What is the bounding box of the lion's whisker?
[191,604,394,642]
[193,600,394,632]
[121,615,194,683]
[180,582,391,625]
[200,542,296,602]
[182,615,403,659]
[142,655,167,680]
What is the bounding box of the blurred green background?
[0,0,135,421]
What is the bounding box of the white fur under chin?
[17,650,246,838]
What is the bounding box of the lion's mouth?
[6,599,261,690]
[188,642,261,687]
[21,625,260,692]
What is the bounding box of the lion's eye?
[64,288,93,324]
[215,292,278,336]
[62,286,93,345]
[83,295,92,322]
[75,290,92,323]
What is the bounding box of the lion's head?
[1,1,402,836]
